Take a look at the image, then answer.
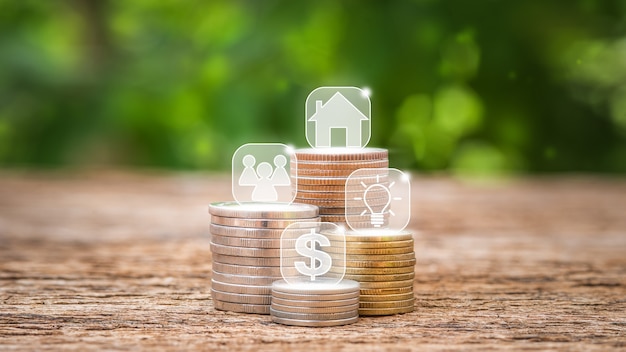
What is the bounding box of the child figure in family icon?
[239,154,290,201]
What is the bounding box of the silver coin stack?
[209,202,320,314]
[335,230,416,316]
[291,148,389,224]
[271,278,360,327]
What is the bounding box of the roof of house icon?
[308,91,369,147]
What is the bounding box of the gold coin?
[346,259,416,268]
[292,159,388,168]
[360,286,414,295]
[344,272,415,282]
[344,230,414,242]
[297,183,389,193]
[293,148,388,162]
[359,298,415,309]
[327,239,414,249]
[271,302,360,314]
[358,279,415,289]
[359,292,415,302]
[211,216,319,229]
[345,252,415,261]
[358,305,414,316]
[294,189,388,200]
[213,299,269,315]
[294,167,386,178]
[293,174,389,186]
[327,246,413,255]
[342,266,415,275]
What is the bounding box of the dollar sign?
[294,229,332,281]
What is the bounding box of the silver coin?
[359,292,415,302]
[271,278,359,295]
[212,254,281,267]
[358,279,415,289]
[213,299,270,315]
[210,288,272,305]
[211,271,281,285]
[211,216,320,229]
[271,302,360,314]
[210,234,282,248]
[212,262,281,276]
[210,224,285,238]
[359,298,415,309]
[271,290,359,301]
[270,296,359,307]
[209,201,319,219]
[344,272,415,282]
[271,315,359,327]
[270,308,358,321]
[211,279,271,295]
[358,305,414,316]
[210,243,281,257]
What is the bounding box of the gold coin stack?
[291,148,389,224]
[271,278,360,327]
[329,230,416,316]
[208,202,320,315]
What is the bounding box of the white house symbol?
[308,92,369,148]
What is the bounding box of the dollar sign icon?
[294,229,332,281]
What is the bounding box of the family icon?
[239,154,290,201]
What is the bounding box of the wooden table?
[1,171,624,350]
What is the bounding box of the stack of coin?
[209,202,320,314]
[270,278,360,327]
[329,229,415,316]
[291,148,389,224]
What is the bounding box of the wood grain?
[1,171,625,351]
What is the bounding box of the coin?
[213,300,270,315]
[272,278,359,295]
[211,279,271,295]
[293,175,389,186]
[338,240,415,249]
[358,306,414,316]
[359,298,415,309]
[211,216,320,229]
[270,308,358,321]
[212,262,281,276]
[346,259,416,268]
[344,272,415,282]
[271,315,359,327]
[293,148,388,161]
[341,266,415,275]
[298,183,389,193]
[358,279,414,289]
[270,296,359,307]
[294,197,388,208]
[326,246,413,255]
[271,302,360,314]
[294,168,385,178]
[211,271,280,285]
[343,230,414,242]
[210,289,272,305]
[294,190,389,200]
[210,234,283,248]
[294,160,389,169]
[345,252,415,261]
[359,286,414,295]
[270,290,360,301]
[210,243,281,257]
[210,224,285,238]
[321,214,391,223]
[209,202,319,219]
[359,292,415,302]
[212,253,281,266]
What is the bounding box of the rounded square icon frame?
[232,143,297,204]
[305,86,372,149]
[344,168,411,233]
[280,222,346,285]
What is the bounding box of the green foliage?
[0,0,625,173]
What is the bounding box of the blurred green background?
[1,0,625,175]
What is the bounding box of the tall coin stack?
[209,202,320,314]
[291,148,389,224]
[271,278,360,327]
[340,230,416,316]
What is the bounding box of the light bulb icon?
[362,183,391,227]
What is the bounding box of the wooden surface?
[0,171,625,351]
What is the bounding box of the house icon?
[308,92,369,148]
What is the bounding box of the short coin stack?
[335,230,416,316]
[271,278,360,326]
[209,202,320,314]
[291,148,389,224]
